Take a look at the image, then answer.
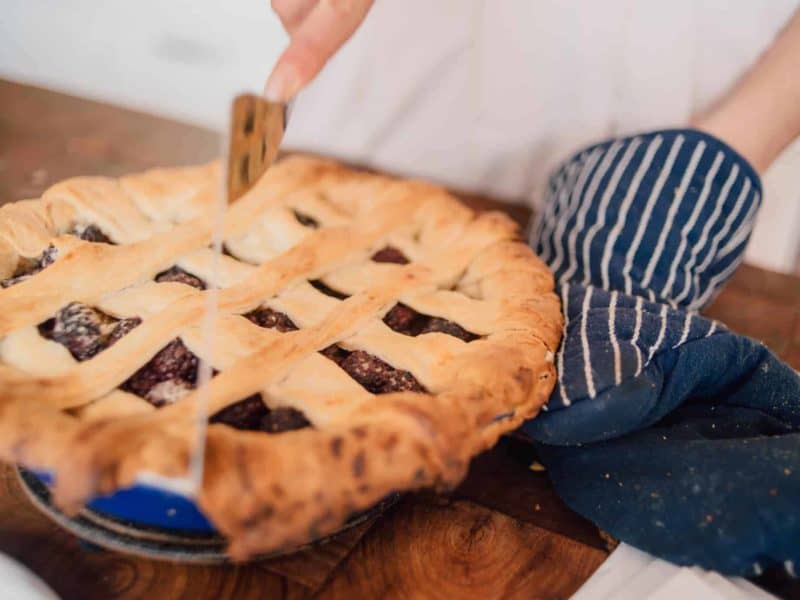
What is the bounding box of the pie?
[0,155,561,558]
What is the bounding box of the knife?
[188,94,289,493]
[225,94,289,203]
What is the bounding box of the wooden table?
[0,80,798,599]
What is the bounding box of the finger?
[270,0,318,35]
[265,0,373,102]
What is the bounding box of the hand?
[265,0,374,102]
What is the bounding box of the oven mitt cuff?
[522,284,800,445]
[522,128,800,576]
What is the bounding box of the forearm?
[692,8,800,173]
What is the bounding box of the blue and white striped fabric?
[533,285,729,441]
[520,129,800,577]
[532,130,760,311]
[527,129,762,417]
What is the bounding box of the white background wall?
[1,0,797,273]
[1,0,285,129]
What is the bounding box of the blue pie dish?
[30,469,216,533]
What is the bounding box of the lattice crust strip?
[0,155,561,557]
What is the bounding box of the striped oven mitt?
[522,129,800,577]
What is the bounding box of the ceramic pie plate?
[17,467,398,563]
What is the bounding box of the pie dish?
[0,155,561,557]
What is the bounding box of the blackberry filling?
[383,303,477,342]
[340,350,424,393]
[246,305,425,394]
[107,317,142,346]
[210,395,265,429]
[371,246,409,264]
[370,246,477,342]
[155,266,206,290]
[309,279,349,300]
[419,316,478,341]
[245,306,298,332]
[382,303,421,334]
[210,394,311,433]
[322,346,425,394]
[1,245,58,288]
[293,210,319,228]
[37,245,59,269]
[71,224,113,244]
[36,298,311,429]
[121,338,199,407]
[38,302,141,361]
[321,344,350,364]
[262,406,312,432]
[0,223,111,289]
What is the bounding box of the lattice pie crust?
[0,156,561,557]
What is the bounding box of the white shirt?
[285,1,799,270]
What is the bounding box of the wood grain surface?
[320,496,606,600]
[0,80,798,599]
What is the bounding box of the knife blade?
[226,94,288,203]
[188,94,289,493]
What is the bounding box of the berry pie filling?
[210,394,311,433]
[292,210,319,229]
[372,246,478,341]
[38,302,141,362]
[244,306,298,332]
[36,305,311,431]
[309,279,349,300]
[322,347,425,393]
[245,302,426,394]
[32,297,310,430]
[1,223,113,288]
[1,245,58,288]
[155,266,207,290]
[24,239,470,432]
[121,338,200,407]
[70,223,113,244]
[371,245,409,264]
[383,303,478,342]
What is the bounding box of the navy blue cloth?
[522,129,800,577]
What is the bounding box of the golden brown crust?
[0,155,562,557]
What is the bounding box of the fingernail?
[264,65,301,103]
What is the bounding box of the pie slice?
[0,155,562,558]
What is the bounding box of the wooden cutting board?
[0,80,798,599]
